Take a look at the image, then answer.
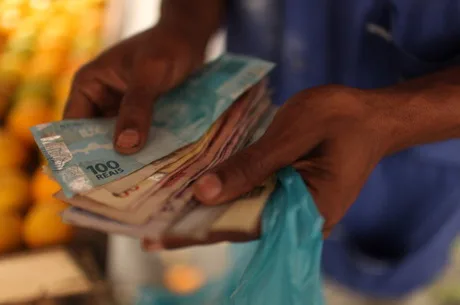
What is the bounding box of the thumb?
[114,60,171,154]
[114,85,158,154]
[193,142,284,205]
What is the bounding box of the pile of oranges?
[0,0,106,254]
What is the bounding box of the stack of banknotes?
[31,54,277,245]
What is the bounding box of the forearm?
[158,0,225,49]
[371,66,460,154]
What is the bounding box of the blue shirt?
[226,0,460,298]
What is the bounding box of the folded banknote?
[33,52,279,246]
[57,87,271,225]
[32,54,274,197]
[60,104,278,242]
[61,178,276,243]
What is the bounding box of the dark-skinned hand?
[63,24,206,154]
[143,85,393,250]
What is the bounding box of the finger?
[114,86,158,154]
[193,138,288,205]
[114,60,171,154]
[63,88,98,119]
[64,66,122,119]
[193,98,328,205]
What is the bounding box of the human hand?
[192,85,394,237]
[63,24,207,154]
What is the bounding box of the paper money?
[54,117,223,219]
[32,54,274,197]
[80,81,267,209]
[34,52,282,245]
[61,179,275,242]
[56,86,267,224]
[60,104,278,241]
[79,115,224,210]
[165,178,276,240]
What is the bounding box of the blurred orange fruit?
[0,129,28,168]
[75,7,104,35]
[15,78,53,100]
[0,52,26,79]
[4,16,40,57]
[0,7,21,33]
[0,71,21,97]
[6,99,53,145]
[0,211,23,254]
[72,34,101,57]
[29,0,53,12]
[53,101,66,120]
[54,72,73,104]
[28,51,65,79]
[0,168,30,213]
[163,264,206,295]
[0,95,11,119]
[31,169,60,201]
[23,198,74,248]
[35,16,73,53]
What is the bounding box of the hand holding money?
[32,54,278,248]
[64,24,208,155]
[192,85,389,238]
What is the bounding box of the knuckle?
[120,103,149,121]
[72,62,95,84]
[122,92,154,113]
[228,150,267,185]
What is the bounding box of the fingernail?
[194,173,222,201]
[116,129,140,148]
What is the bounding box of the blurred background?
[0,1,457,305]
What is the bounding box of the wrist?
[157,2,222,55]
[367,77,460,155]
[155,19,210,54]
[162,19,212,47]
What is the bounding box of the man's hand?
[63,0,223,154]
[142,66,460,250]
[63,25,206,154]
[193,65,460,236]
[193,85,393,236]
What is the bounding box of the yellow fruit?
[53,101,66,121]
[5,16,39,57]
[0,96,11,118]
[6,100,53,145]
[15,79,53,100]
[0,7,21,32]
[75,7,104,35]
[0,169,29,213]
[23,199,74,248]
[63,0,102,12]
[54,72,73,104]
[28,52,65,79]
[0,52,26,77]
[31,169,60,201]
[29,0,52,12]
[0,212,23,254]
[0,129,27,168]
[35,16,73,52]
[72,34,101,57]
[163,264,206,295]
[0,71,21,96]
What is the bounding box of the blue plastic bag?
[136,167,324,305]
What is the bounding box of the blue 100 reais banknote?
[31,54,274,197]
